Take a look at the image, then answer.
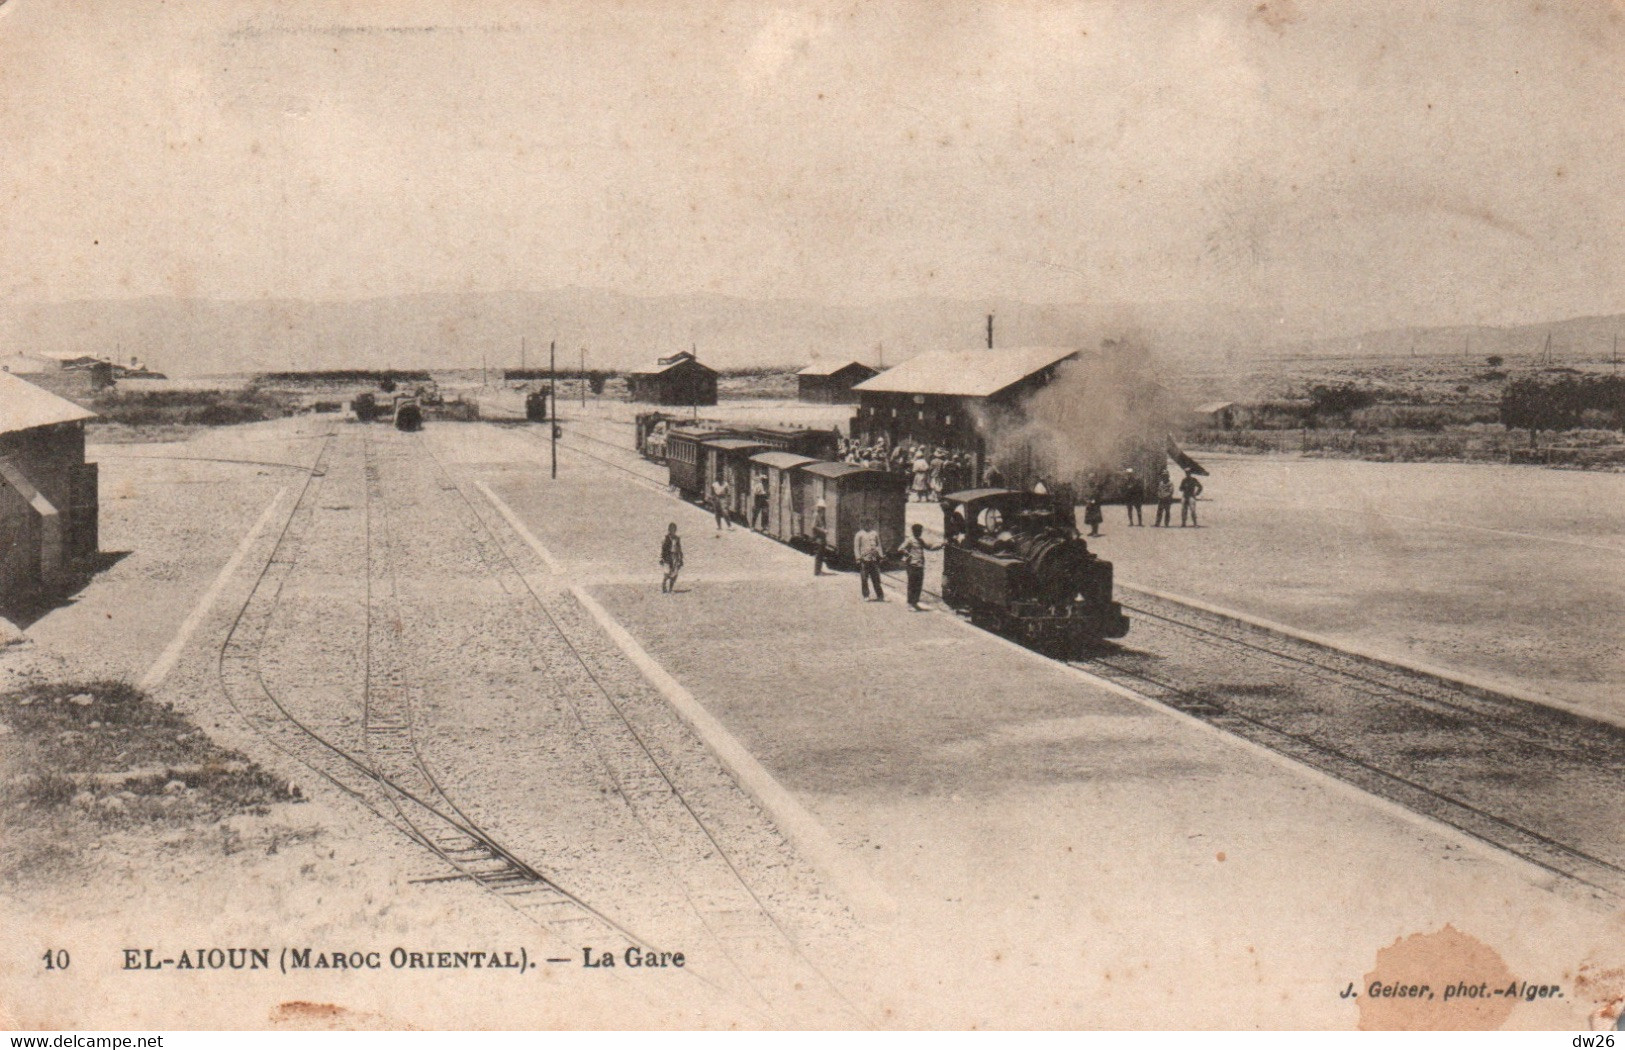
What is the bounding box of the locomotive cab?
[939,488,1129,651]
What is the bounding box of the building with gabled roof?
[0,372,99,611]
[625,350,718,406]
[795,359,878,404]
[849,346,1081,465]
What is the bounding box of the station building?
[795,360,878,404]
[625,351,718,406]
[0,372,99,610]
[850,345,1081,458]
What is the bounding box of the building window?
[945,415,953,427]
[917,411,924,421]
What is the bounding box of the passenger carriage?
[737,424,841,462]
[664,427,727,501]
[793,462,907,567]
[634,412,671,461]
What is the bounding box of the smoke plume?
[978,337,1175,496]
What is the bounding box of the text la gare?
[582,946,684,968]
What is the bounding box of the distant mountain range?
[1271,314,1625,367]
[1,289,1618,376]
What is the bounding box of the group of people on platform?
[1110,467,1203,531]
[835,436,977,502]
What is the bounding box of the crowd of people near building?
[834,436,978,502]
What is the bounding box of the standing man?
[1153,472,1175,527]
[898,523,942,611]
[1083,490,1104,537]
[1180,471,1204,527]
[710,475,733,533]
[750,472,769,531]
[659,523,684,593]
[854,520,885,601]
[1123,468,1144,526]
[811,496,830,576]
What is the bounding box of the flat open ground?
[3,416,1621,1029]
[1084,453,1624,720]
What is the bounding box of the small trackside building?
[0,372,99,609]
[625,351,719,406]
[796,360,879,404]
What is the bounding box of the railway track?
[216,427,649,946]
[1077,593,1625,902]
[213,422,859,1025]
[416,430,866,1025]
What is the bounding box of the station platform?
[443,424,1616,1029]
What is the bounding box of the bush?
[89,388,291,428]
[1309,384,1377,417]
[1502,374,1625,446]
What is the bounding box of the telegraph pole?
[549,340,557,480]
[987,314,994,349]
[580,347,586,407]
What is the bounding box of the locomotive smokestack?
[987,313,994,349]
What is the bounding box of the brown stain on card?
[1576,964,1625,1030]
[271,1001,408,1030]
[1359,925,1515,1030]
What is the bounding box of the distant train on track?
[641,414,1129,651]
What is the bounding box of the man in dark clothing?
[659,523,683,593]
[811,497,830,575]
[1123,469,1145,525]
[1180,472,1204,527]
[898,523,942,611]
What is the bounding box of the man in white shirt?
[854,521,884,601]
[710,477,732,532]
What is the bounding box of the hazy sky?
[3,0,1623,333]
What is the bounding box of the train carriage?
[738,424,841,462]
[664,427,727,501]
[793,462,907,567]
[701,437,771,522]
[393,395,423,432]
[634,412,670,461]
[748,451,816,542]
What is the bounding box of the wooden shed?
[796,360,879,404]
[0,372,98,611]
[626,351,718,406]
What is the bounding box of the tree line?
[1500,374,1625,447]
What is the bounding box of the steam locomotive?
[939,488,1128,654]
